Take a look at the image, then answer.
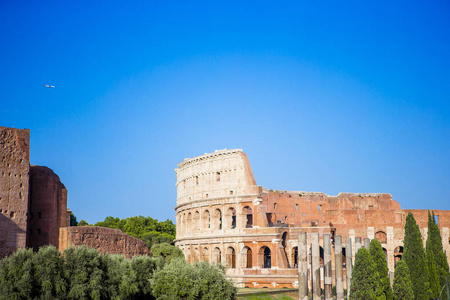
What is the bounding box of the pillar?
[311,233,321,300]
[335,236,344,300]
[345,237,353,298]
[355,237,362,255]
[298,232,308,300]
[323,234,332,300]
[364,238,370,250]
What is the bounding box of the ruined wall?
[28,166,69,250]
[60,226,149,259]
[0,127,30,258]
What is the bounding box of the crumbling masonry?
[174,149,450,288]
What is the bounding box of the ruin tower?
[0,127,30,258]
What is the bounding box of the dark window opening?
[263,247,271,268]
[216,172,220,181]
[274,203,277,209]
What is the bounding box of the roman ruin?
[174,148,450,288]
[0,126,148,259]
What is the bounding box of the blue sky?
[1,1,449,224]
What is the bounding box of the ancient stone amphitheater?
[174,149,450,288]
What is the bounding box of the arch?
[213,247,221,264]
[292,246,298,268]
[242,246,253,268]
[394,246,403,266]
[194,247,200,262]
[226,247,236,268]
[214,208,222,230]
[202,247,209,262]
[227,207,236,229]
[260,246,271,268]
[187,212,193,230]
[243,206,253,228]
[186,247,191,263]
[375,231,387,243]
[194,211,200,230]
[202,210,210,229]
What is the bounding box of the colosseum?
[174,148,450,288]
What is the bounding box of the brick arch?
[202,209,210,229]
[394,246,403,266]
[259,246,271,268]
[375,230,387,243]
[214,208,222,230]
[226,246,236,268]
[243,206,253,228]
[226,207,236,229]
[241,246,253,268]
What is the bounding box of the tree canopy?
[369,239,393,300]
[393,260,414,300]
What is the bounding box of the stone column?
[345,237,353,299]
[364,238,370,250]
[355,237,362,254]
[298,232,308,300]
[335,236,344,300]
[323,234,332,300]
[311,233,321,300]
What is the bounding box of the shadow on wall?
[0,213,26,259]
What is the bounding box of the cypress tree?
[370,239,393,300]
[426,211,450,290]
[393,260,414,300]
[403,212,431,300]
[349,247,385,300]
[426,248,440,298]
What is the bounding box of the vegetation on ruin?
[349,247,385,300]
[403,212,431,300]
[392,260,414,300]
[75,215,177,248]
[369,239,393,300]
[0,245,233,300]
[150,242,184,262]
[426,211,450,292]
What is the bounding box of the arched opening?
[281,231,290,268]
[242,246,253,268]
[194,247,199,262]
[228,207,236,229]
[213,247,221,264]
[375,231,387,243]
[243,206,253,228]
[186,248,191,263]
[214,209,222,230]
[292,247,298,268]
[394,246,403,266]
[202,247,209,262]
[187,212,192,229]
[226,247,236,268]
[194,211,200,230]
[342,247,346,269]
[260,246,271,268]
[202,210,210,229]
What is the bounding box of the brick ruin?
[174,149,450,288]
[0,126,148,259]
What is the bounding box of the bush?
[150,243,184,262]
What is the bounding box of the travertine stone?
[323,234,332,300]
[355,237,362,254]
[345,237,353,298]
[335,236,344,300]
[298,232,308,300]
[364,238,370,250]
[311,233,321,300]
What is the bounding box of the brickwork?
[175,149,450,288]
[0,127,30,258]
[59,226,149,259]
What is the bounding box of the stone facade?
[0,126,149,259]
[175,149,450,288]
[59,226,149,259]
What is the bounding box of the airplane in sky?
[44,84,55,88]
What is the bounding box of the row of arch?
[178,206,253,233]
[183,245,272,269]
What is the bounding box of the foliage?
[33,246,67,299]
[349,247,385,300]
[151,258,236,300]
[77,219,90,226]
[403,212,431,300]
[94,216,176,248]
[151,243,184,262]
[392,260,414,300]
[70,212,78,226]
[426,211,450,291]
[369,239,393,300]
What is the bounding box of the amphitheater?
[174,148,450,288]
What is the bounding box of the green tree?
[403,212,431,300]
[63,246,104,299]
[393,260,414,300]
[151,258,236,300]
[0,248,37,299]
[151,243,184,262]
[349,247,385,300]
[77,219,90,226]
[33,245,67,299]
[370,239,393,300]
[426,211,450,291]
[70,211,78,226]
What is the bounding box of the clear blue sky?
[1,1,449,224]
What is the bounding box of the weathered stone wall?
[175,149,450,288]
[28,166,69,250]
[60,226,149,259]
[0,127,30,258]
